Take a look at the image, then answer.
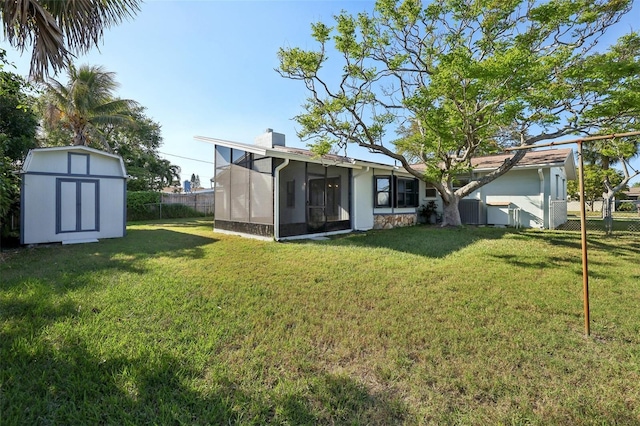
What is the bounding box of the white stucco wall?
[353,168,375,230]
[470,168,547,228]
[352,167,419,230]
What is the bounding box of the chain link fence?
[161,192,214,215]
[127,192,214,221]
[555,211,640,233]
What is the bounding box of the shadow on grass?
[0,228,219,340]
[511,230,640,258]
[291,224,514,258]
[487,252,575,271]
[2,228,217,285]
[1,331,406,424]
[126,217,214,229]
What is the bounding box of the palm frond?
[41,63,135,148]
[1,0,140,80]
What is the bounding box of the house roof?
[471,148,573,169]
[195,135,410,174]
[196,135,576,179]
[472,148,577,180]
[622,186,640,199]
[408,148,576,179]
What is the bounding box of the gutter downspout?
[274,159,290,241]
[351,166,370,231]
[538,168,545,228]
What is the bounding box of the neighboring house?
[461,148,576,229]
[622,186,640,201]
[200,130,576,240]
[20,146,127,245]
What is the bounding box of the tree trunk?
[73,132,85,146]
[441,195,462,227]
[602,189,615,235]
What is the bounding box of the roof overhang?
[195,135,414,175]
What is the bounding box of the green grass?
[2,219,640,425]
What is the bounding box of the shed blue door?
[56,178,100,233]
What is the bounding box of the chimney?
[254,128,285,148]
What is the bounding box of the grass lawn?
[1,218,639,425]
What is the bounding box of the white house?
[198,130,420,240]
[199,130,576,240]
[20,146,127,245]
[471,149,576,229]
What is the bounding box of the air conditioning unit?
[458,199,486,225]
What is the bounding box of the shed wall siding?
[21,148,126,244]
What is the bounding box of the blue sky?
[2,0,639,185]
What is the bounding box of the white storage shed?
[20,146,127,245]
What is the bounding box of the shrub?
[617,202,636,212]
[126,191,207,221]
[160,204,205,219]
[127,191,161,221]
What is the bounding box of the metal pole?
[502,132,640,337]
[578,141,590,336]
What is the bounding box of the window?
[397,178,419,208]
[425,184,437,198]
[453,176,470,190]
[286,180,295,208]
[375,176,391,207]
[215,146,230,169]
[374,176,419,208]
[252,154,272,174]
[232,149,250,168]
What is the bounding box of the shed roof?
[21,146,127,177]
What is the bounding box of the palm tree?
[42,64,138,151]
[1,0,140,80]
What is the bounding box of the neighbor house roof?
[622,186,640,199]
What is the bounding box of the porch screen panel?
[250,171,273,224]
[80,181,97,231]
[230,164,250,222]
[215,146,231,221]
[60,181,77,232]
